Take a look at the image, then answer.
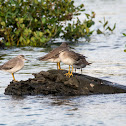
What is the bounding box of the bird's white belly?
[59,52,75,65]
[62,58,74,65]
[5,63,24,73]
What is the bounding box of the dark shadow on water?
[0,54,8,60]
[0,124,7,126]
[49,96,81,106]
[11,95,27,100]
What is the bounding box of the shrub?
[0,0,95,46]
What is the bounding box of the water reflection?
[0,93,126,125]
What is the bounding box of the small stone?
[56,73,68,83]
[90,83,94,88]
[64,77,79,89]
[39,71,50,76]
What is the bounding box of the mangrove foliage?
[0,0,115,47]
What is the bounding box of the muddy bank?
[4,70,126,96]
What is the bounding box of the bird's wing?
[38,47,68,60]
[76,53,87,58]
[67,51,80,61]
[74,55,91,66]
[67,51,90,65]
[1,58,18,70]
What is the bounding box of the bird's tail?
[0,65,2,70]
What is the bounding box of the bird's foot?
[64,72,73,78]
[13,79,18,82]
[58,68,64,70]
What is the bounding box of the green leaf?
[38,32,43,37]
[40,37,46,43]
[19,18,24,23]
[80,4,84,8]
[41,17,46,24]
[34,18,38,22]
[31,37,36,42]
[20,24,25,29]
[17,0,21,3]
[112,23,116,31]
[103,21,108,28]
[106,26,112,31]
[104,17,105,23]
[86,27,89,33]
[19,36,24,42]
[26,39,30,44]
[5,42,11,46]
[34,0,38,4]
[99,21,102,24]
[85,13,90,19]
[97,29,103,34]
[1,21,5,26]
[124,49,126,52]
[123,33,126,36]
[80,9,85,11]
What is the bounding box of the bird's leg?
[58,62,61,69]
[69,65,73,77]
[57,62,60,70]
[64,65,73,77]
[12,73,18,82]
[81,68,82,74]
[58,62,64,70]
[75,68,76,73]
[64,65,71,77]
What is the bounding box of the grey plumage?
[38,42,69,61]
[38,42,69,70]
[0,55,26,81]
[0,55,25,72]
[59,50,91,77]
[74,57,91,73]
[59,50,89,65]
[1,57,20,71]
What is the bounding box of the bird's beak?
[24,58,31,62]
[24,58,30,61]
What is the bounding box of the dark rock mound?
[4,70,126,96]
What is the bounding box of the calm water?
[0,0,126,126]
